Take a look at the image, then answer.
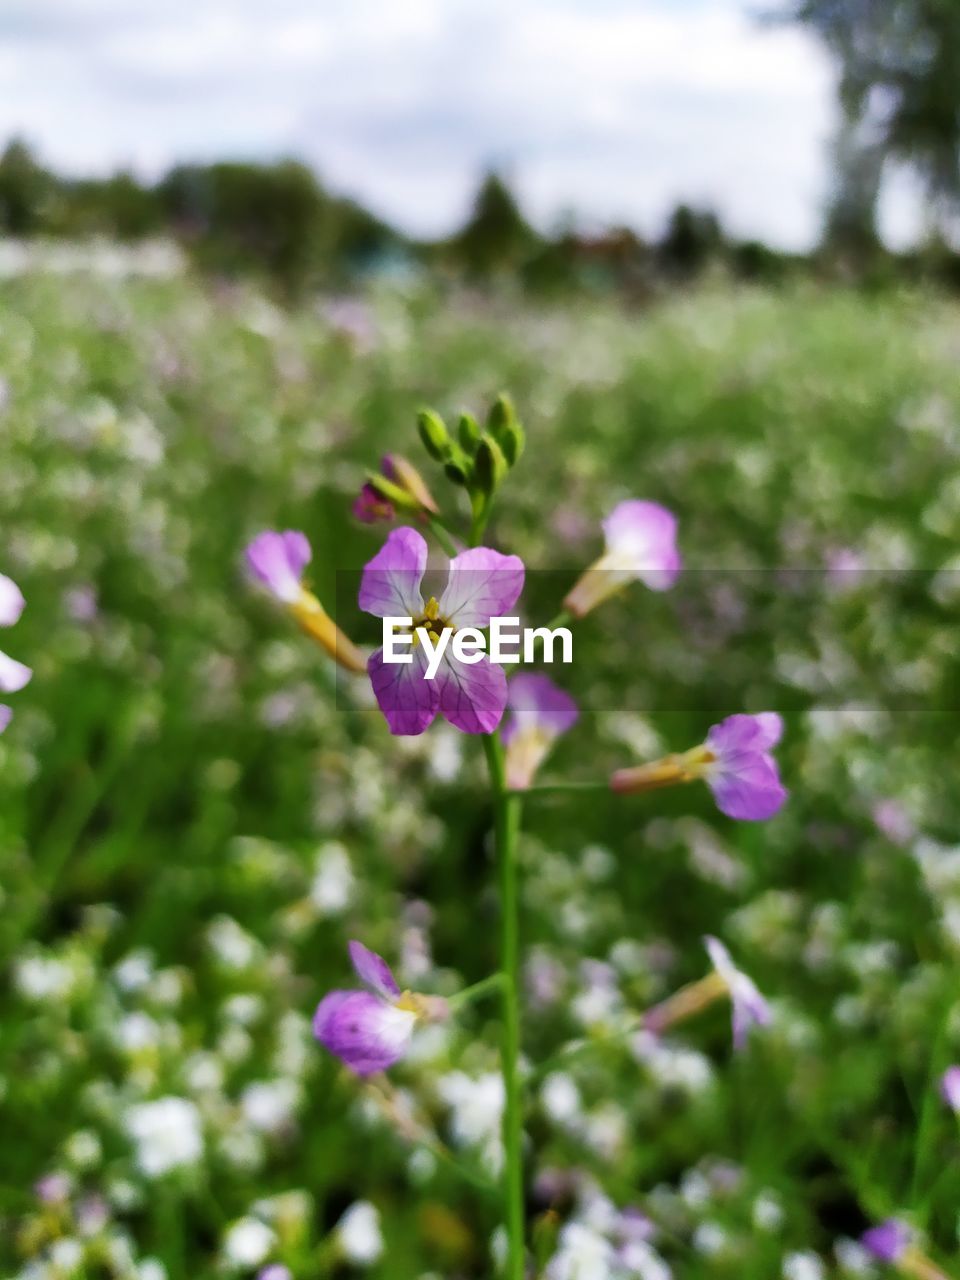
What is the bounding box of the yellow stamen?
[394,990,449,1022]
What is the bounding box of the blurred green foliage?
[4,140,960,298]
[1,278,960,1277]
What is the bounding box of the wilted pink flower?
[245,530,366,674]
[0,572,32,732]
[704,936,771,1049]
[564,500,680,618]
[502,674,578,790]
[354,455,437,525]
[940,1065,960,1112]
[313,941,446,1077]
[359,527,524,735]
[611,712,787,822]
[354,482,395,524]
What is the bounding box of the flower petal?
[435,652,508,734]
[602,500,681,591]
[706,713,781,757]
[438,547,525,628]
[703,935,736,985]
[313,990,416,1076]
[367,643,439,736]
[0,705,11,733]
[246,530,311,604]
[501,673,578,745]
[0,574,25,627]
[0,650,32,693]
[358,527,427,620]
[348,940,400,999]
[730,974,772,1049]
[707,754,787,821]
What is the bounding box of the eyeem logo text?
[382,615,573,680]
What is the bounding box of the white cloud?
[0,0,925,248]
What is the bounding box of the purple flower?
[940,1065,960,1113]
[699,713,787,821]
[564,500,680,618]
[611,712,786,823]
[704,936,771,1050]
[502,674,578,790]
[0,572,32,732]
[861,1219,911,1264]
[245,530,312,605]
[245,530,366,674]
[359,527,524,735]
[313,941,445,1077]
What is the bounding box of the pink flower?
[245,530,366,674]
[359,527,524,735]
[501,674,578,790]
[0,572,32,732]
[861,1219,911,1264]
[246,531,311,605]
[611,712,787,822]
[699,713,787,821]
[704,936,771,1050]
[313,941,445,1077]
[564,500,680,618]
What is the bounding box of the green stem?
[469,495,491,547]
[482,732,525,1280]
[519,780,610,796]
[448,972,507,1011]
[429,517,459,558]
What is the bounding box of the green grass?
[1,274,959,1278]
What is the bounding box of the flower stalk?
[482,731,526,1280]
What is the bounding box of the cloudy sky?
[0,0,924,248]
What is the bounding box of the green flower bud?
[444,458,470,487]
[473,433,507,497]
[487,392,524,465]
[366,471,419,510]
[417,409,451,461]
[499,418,525,466]
[487,392,516,436]
[457,412,481,455]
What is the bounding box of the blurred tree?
[54,173,165,240]
[0,139,53,235]
[657,204,725,279]
[158,161,401,292]
[451,170,540,278]
[159,161,326,291]
[782,0,960,254]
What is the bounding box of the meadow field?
[2,272,960,1279]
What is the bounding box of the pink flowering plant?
[245,393,797,1278]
